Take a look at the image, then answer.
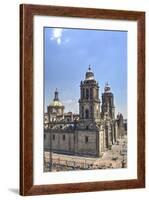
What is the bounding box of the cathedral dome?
[50,89,64,107]
[85,66,94,80]
[50,100,63,107]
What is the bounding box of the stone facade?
[44,67,126,157]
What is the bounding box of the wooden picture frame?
[20,4,145,196]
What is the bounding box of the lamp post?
[49,127,53,171]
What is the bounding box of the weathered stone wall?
[44,130,99,157]
[44,123,119,158]
[76,130,98,156]
[44,131,75,154]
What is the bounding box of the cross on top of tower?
[105,82,109,87]
[88,65,91,71]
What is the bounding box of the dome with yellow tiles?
[50,100,63,107]
[50,88,64,107]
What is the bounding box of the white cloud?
[57,38,61,45]
[50,28,63,45]
[50,29,70,45]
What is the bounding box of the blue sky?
[44,27,127,118]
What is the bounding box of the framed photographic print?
[20,4,145,196]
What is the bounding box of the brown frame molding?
[20,4,145,196]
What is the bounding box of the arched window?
[85,136,88,143]
[86,88,89,99]
[82,88,85,98]
[63,135,65,141]
[90,105,93,118]
[52,134,55,140]
[82,106,84,118]
[96,88,99,99]
[90,88,93,99]
[85,109,89,119]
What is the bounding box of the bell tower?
[79,66,100,122]
[101,83,115,119]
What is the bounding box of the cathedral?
[44,67,126,157]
